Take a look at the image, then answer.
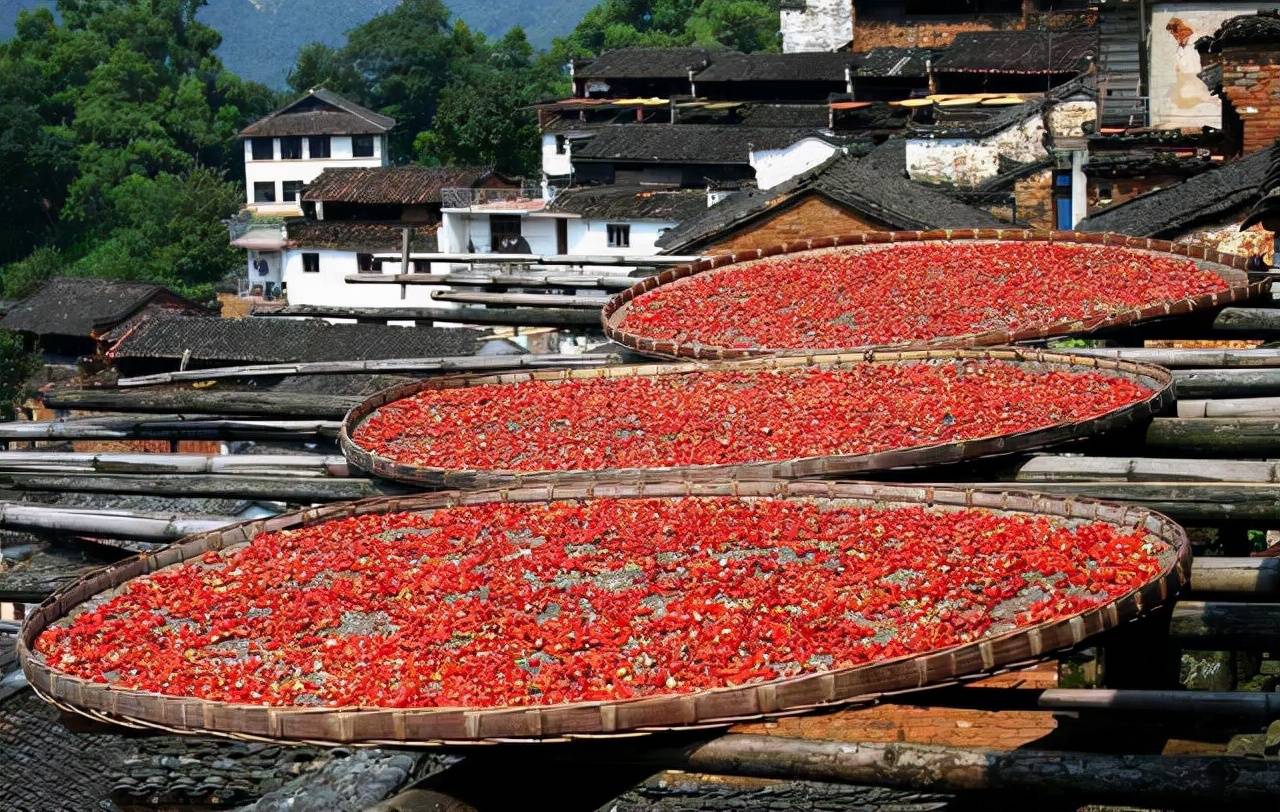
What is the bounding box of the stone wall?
[905,115,1049,188]
[705,195,884,252]
[1014,168,1055,229]
[1218,45,1280,154]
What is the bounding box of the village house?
[0,278,208,362]
[1197,9,1280,154]
[230,88,396,300]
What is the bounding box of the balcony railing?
[441,185,546,209]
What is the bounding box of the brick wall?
[704,195,886,253]
[1218,45,1280,154]
[850,6,1095,52]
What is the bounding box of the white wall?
[906,114,1049,188]
[542,133,575,178]
[751,138,841,190]
[1149,3,1280,129]
[565,219,673,255]
[438,212,560,255]
[243,135,388,212]
[280,248,459,309]
[781,0,854,53]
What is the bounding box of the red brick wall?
[704,195,886,253]
[850,6,1095,52]
[1219,46,1280,155]
[1013,169,1054,230]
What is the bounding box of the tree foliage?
[0,0,274,299]
[551,0,780,60]
[0,330,41,421]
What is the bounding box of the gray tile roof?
[240,88,395,138]
[548,185,710,221]
[931,30,1096,75]
[574,124,849,164]
[657,139,1003,252]
[1078,148,1271,237]
[0,278,207,339]
[303,166,497,205]
[574,48,716,80]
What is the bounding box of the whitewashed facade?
[780,0,854,54]
[750,137,843,190]
[243,135,388,215]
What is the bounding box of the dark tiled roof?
[1242,141,1280,229]
[0,278,207,339]
[693,52,860,83]
[1196,10,1280,53]
[548,186,709,220]
[108,316,488,364]
[1078,149,1271,236]
[574,48,715,80]
[657,139,1003,252]
[303,166,498,205]
[907,99,1044,139]
[240,88,395,138]
[285,220,439,252]
[679,103,832,128]
[574,124,843,164]
[931,30,1096,74]
[854,48,935,79]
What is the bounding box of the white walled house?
[750,136,846,190]
[239,88,394,215]
[780,0,853,54]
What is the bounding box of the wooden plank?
[259,305,600,327]
[922,481,1280,523]
[430,290,609,308]
[0,416,340,442]
[42,389,361,419]
[115,353,621,387]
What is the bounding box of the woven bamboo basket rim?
[19,479,1190,747]
[338,347,1174,490]
[600,229,1270,361]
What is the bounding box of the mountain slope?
[1,0,595,88]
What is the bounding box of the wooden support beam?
[1173,369,1280,399]
[1178,397,1280,418]
[258,305,601,327]
[42,389,361,419]
[430,290,609,308]
[921,686,1280,718]
[114,353,622,387]
[0,416,340,442]
[1003,455,1280,483]
[1210,307,1280,334]
[8,472,403,502]
[1144,418,1280,455]
[0,451,346,476]
[921,481,1280,523]
[0,502,235,540]
[1169,601,1280,648]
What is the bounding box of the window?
[607,223,631,248]
[357,253,376,273]
[555,134,567,155]
[490,215,522,251]
[309,135,330,159]
[352,135,375,158]
[251,137,273,160]
[281,180,305,203]
[302,252,320,273]
[412,259,432,274]
[253,181,276,203]
[280,136,302,160]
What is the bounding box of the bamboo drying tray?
[339,348,1173,490]
[601,229,1269,361]
[19,479,1189,747]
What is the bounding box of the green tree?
[0,330,40,421]
[2,247,65,300]
[0,0,273,297]
[551,0,780,61]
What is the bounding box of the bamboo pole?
[1001,455,1280,483]
[0,452,347,476]
[0,503,235,540]
[0,416,340,442]
[1169,601,1280,647]
[615,735,1280,807]
[1177,397,1280,418]
[1060,348,1280,368]
[344,272,640,290]
[42,389,361,418]
[258,305,601,327]
[8,473,402,502]
[114,353,623,387]
[1144,417,1280,455]
[1189,557,1280,596]
[920,686,1280,717]
[430,291,609,308]
[1210,307,1280,333]
[1173,369,1280,399]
